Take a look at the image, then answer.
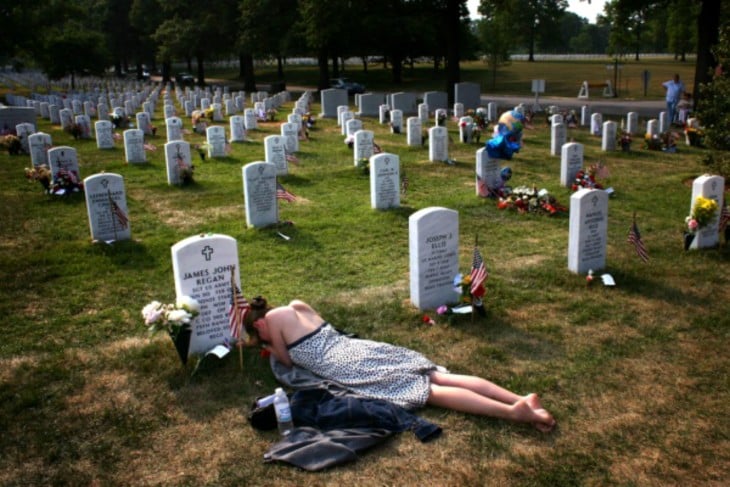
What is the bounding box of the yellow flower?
[691,196,719,228]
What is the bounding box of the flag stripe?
[470,246,488,298]
[276,181,296,202]
[228,268,250,341]
[628,220,649,262]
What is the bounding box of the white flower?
[141,301,164,324]
[166,309,193,324]
[176,295,200,315]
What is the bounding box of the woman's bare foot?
[518,394,556,432]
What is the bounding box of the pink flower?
[422,315,436,325]
[687,218,699,231]
[437,305,449,315]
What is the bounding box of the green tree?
[697,22,730,178]
[667,0,697,61]
[476,10,512,89]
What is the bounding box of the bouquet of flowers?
[618,131,632,151]
[571,163,606,192]
[686,196,719,234]
[142,296,200,340]
[497,186,566,216]
[644,133,663,151]
[684,126,704,147]
[25,165,52,192]
[50,168,83,195]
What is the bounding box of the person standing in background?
[662,74,685,125]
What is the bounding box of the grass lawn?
[0,59,728,486]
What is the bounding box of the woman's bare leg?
[429,371,522,404]
[427,384,555,431]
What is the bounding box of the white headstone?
[560,142,584,187]
[601,121,617,151]
[230,115,246,142]
[590,113,602,136]
[408,207,459,310]
[581,105,591,126]
[74,115,92,139]
[551,122,567,156]
[166,116,183,142]
[124,129,146,163]
[59,108,74,131]
[453,102,464,119]
[379,104,390,124]
[243,161,278,228]
[646,119,659,137]
[340,111,354,135]
[476,148,501,197]
[95,120,115,149]
[390,109,403,134]
[15,122,34,153]
[407,117,422,147]
[29,132,53,167]
[244,108,257,130]
[320,89,348,118]
[264,135,288,175]
[136,112,152,135]
[165,141,193,185]
[626,112,638,135]
[568,188,608,274]
[171,233,242,357]
[429,126,448,162]
[459,116,474,144]
[353,129,374,166]
[688,175,725,249]
[659,111,669,133]
[47,146,81,185]
[370,153,400,210]
[345,118,363,138]
[418,103,429,124]
[206,126,227,158]
[84,173,131,242]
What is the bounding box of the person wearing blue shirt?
[662,74,685,125]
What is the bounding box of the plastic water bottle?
[273,387,293,436]
[256,393,276,409]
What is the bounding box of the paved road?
[481,94,666,118]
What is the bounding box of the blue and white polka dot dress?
[288,323,445,409]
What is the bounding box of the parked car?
[330,77,365,94]
[175,72,195,86]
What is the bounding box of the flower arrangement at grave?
[686,196,719,234]
[472,125,482,144]
[661,131,680,153]
[644,133,664,151]
[459,120,477,143]
[684,126,704,147]
[617,131,632,151]
[110,112,128,129]
[266,108,277,122]
[436,112,447,126]
[571,162,607,192]
[471,110,487,130]
[0,134,23,155]
[141,296,200,364]
[684,195,719,250]
[497,185,566,216]
[24,165,52,192]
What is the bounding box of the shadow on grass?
[89,238,157,269]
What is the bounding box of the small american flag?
[401,172,409,195]
[110,198,129,229]
[285,152,299,165]
[470,246,488,298]
[373,142,383,154]
[143,143,157,151]
[627,217,649,263]
[228,267,249,342]
[277,181,296,202]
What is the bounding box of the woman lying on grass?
[245,297,556,433]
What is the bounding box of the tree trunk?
[331,54,339,78]
[361,57,368,73]
[693,0,721,109]
[528,26,535,62]
[241,53,256,92]
[162,62,171,83]
[444,0,461,104]
[318,48,329,91]
[391,51,403,84]
[277,55,284,80]
[238,53,245,79]
[196,57,205,86]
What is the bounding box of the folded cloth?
[264,426,393,471]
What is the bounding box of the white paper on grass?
[206,345,230,359]
[601,274,616,286]
[451,305,473,314]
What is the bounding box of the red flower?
[260,348,271,359]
